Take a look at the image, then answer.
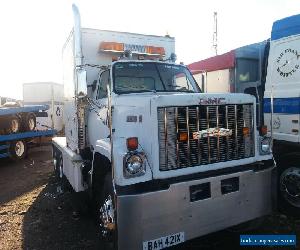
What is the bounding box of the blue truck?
[0,105,56,159]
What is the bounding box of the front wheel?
[94,172,117,250]
[278,155,300,218]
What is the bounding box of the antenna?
[213,11,218,55]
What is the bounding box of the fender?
[93,138,111,160]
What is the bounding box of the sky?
[0,0,299,99]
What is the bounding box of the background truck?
[0,105,55,159]
[190,14,300,217]
[23,82,64,133]
[52,5,275,250]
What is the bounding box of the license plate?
[143,232,184,250]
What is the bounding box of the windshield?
[113,62,200,94]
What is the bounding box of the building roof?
[188,50,235,74]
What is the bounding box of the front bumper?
[116,162,276,250]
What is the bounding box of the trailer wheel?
[23,112,36,131]
[7,115,21,133]
[10,140,27,160]
[277,154,300,218]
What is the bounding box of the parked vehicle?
[0,105,55,159]
[23,82,64,133]
[52,5,276,250]
[189,14,300,217]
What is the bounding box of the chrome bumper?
[116,165,276,250]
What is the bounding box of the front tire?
[93,170,117,250]
[277,154,300,218]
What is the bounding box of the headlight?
[260,137,271,154]
[124,153,146,178]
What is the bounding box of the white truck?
[264,14,300,217]
[52,5,276,250]
[23,82,64,133]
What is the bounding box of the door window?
[97,70,110,99]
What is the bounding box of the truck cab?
[52,5,276,250]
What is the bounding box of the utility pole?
[213,11,218,55]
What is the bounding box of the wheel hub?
[280,167,300,207]
[11,119,19,132]
[29,118,35,130]
[100,195,115,237]
[15,141,25,156]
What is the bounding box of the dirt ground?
[0,145,299,250]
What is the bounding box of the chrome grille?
[158,104,254,171]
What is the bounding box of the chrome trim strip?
[164,108,168,169]
[226,105,229,160]
[186,107,191,167]
[196,106,201,165]
[206,106,211,163]
[175,107,179,168]
[216,105,220,161]
[235,104,238,158]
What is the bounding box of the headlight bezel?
[123,151,146,178]
[259,136,272,155]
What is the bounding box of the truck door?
[87,70,110,147]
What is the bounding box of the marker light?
[178,132,188,142]
[126,137,138,151]
[145,46,165,56]
[99,42,165,56]
[99,42,124,52]
[260,125,268,136]
[242,127,250,137]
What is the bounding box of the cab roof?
[272,14,300,40]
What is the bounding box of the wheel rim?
[15,141,25,157]
[280,167,300,208]
[28,118,35,130]
[11,119,19,132]
[100,195,115,237]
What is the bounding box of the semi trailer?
[52,5,276,250]
[190,14,300,217]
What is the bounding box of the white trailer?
[23,82,64,132]
[52,5,275,250]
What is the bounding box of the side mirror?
[76,69,87,98]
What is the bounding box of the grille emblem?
[192,128,233,139]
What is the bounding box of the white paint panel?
[23,82,64,132]
[194,69,231,93]
[264,34,300,143]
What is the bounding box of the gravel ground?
[0,145,299,250]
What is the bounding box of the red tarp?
[188,50,235,74]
